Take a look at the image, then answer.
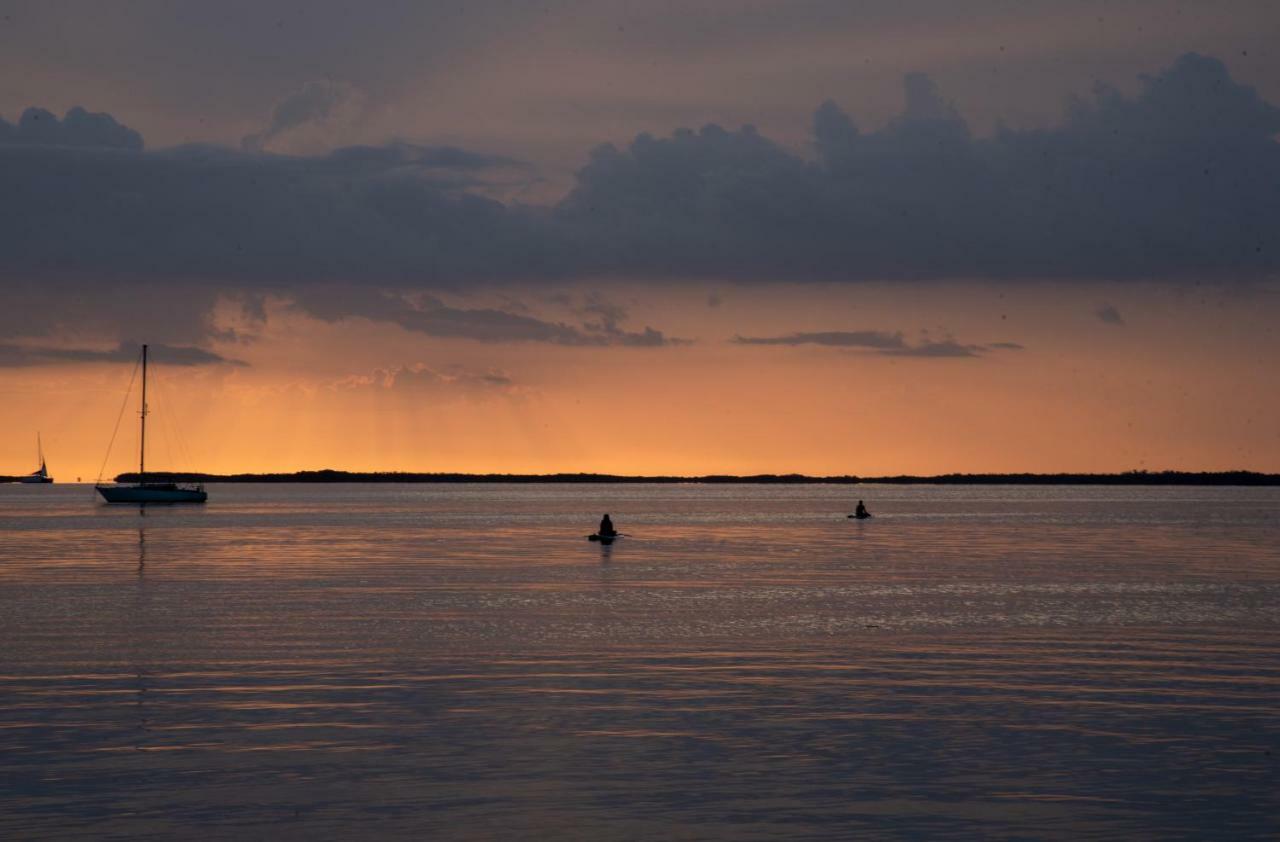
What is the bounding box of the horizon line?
[55,468,1280,486]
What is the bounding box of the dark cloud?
[578,293,629,330]
[897,72,965,127]
[0,341,245,367]
[734,330,906,349]
[734,331,1023,358]
[575,293,686,346]
[882,340,984,358]
[562,53,1280,282]
[333,364,517,397]
[316,141,528,177]
[387,365,514,392]
[293,288,682,346]
[0,106,143,150]
[1095,304,1126,325]
[0,138,548,288]
[241,80,365,153]
[0,279,230,344]
[1,53,1277,342]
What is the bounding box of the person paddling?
[598,513,618,537]
[853,500,870,519]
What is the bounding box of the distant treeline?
[112,469,1280,486]
[866,471,1280,486]
[115,470,861,484]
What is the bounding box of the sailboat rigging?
[96,344,207,504]
[18,433,53,483]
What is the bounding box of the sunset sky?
[2,0,1279,479]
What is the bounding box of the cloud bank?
[0,341,245,367]
[735,330,908,349]
[3,54,1277,291]
[562,53,1279,283]
[1,53,1276,355]
[733,330,1021,358]
[0,106,143,150]
[292,288,683,346]
[241,80,368,154]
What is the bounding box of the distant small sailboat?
[18,434,53,483]
[96,344,207,504]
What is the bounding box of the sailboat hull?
[18,475,53,484]
[97,485,207,503]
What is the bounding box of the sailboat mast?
[139,344,148,484]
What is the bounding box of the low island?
[106,469,1280,486]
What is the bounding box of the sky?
[2,0,1279,478]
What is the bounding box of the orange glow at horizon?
[3,282,1278,480]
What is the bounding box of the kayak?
[848,513,872,519]
[588,533,621,542]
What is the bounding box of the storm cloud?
[0,106,143,150]
[2,53,1278,345]
[0,138,547,287]
[241,80,367,153]
[733,330,1020,358]
[562,54,1279,282]
[292,288,682,346]
[0,341,245,367]
[882,340,987,358]
[734,330,908,349]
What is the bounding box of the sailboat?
[17,434,53,483]
[96,344,208,504]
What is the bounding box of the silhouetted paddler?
[599,513,617,537]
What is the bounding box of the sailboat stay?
[96,344,207,504]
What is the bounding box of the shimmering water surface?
[1,483,1278,839]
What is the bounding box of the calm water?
[1,483,1278,840]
